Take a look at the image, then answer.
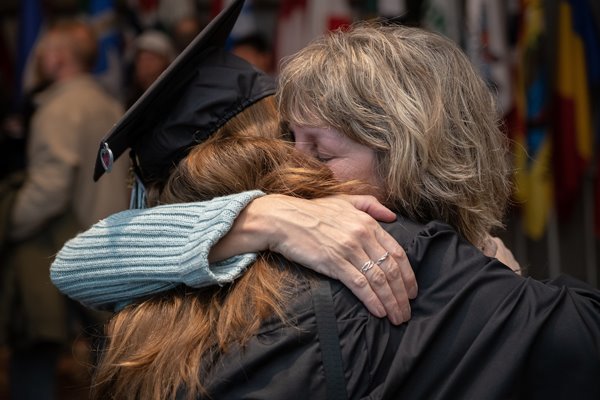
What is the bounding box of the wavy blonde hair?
[92,96,363,400]
[278,23,512,245]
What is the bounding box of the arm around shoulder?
[51,190,265,310]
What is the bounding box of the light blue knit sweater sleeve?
[50,190,265,310]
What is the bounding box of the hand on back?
[249,194,418,325]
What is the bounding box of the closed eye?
[315,154,333,163]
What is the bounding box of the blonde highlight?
[278,23,512,245]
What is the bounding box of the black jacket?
[201,217,600,399]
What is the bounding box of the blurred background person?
[0,82,46,181]
[0,19,129,400]
[171,15,203,53]
[126,29,176,107]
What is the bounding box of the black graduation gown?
[201,217,600,399]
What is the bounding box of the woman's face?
[291,124,382,196]
[37,32,67,81]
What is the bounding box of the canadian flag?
[275,0,353,67]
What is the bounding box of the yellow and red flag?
[553,0,599,224]
[509,0,552,240]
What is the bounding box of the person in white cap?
[127,29,176,107]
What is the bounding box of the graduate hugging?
[51,0,600,399]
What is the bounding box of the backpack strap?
[310,279,349,400]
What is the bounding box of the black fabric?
[199,216,600,399]
[310,279,348,400]
[131,47,274,184]
[93,0,276,183]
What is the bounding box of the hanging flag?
[553,0,599,223]
[274,0,307,64]
[464,0,512,114]
[15,0,43,106]
[89,0,124,99]
[275,0,352,65]
[509,0,553,240]
[422,0,462,45]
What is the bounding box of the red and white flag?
[275,0,352,66]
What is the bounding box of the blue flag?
[15,0,42,106]
[89,0,123,99]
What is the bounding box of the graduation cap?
[94,0,276,184]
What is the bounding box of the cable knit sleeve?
[50,190,265,310]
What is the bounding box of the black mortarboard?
[94,0,276,184]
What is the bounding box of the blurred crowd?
[0,3,277,398]
[0,5,276,181]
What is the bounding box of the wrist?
[210,194,284,262]
[237,195,278,251]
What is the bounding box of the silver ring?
[375,251,390,266]
[360,260,375,274]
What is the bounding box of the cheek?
[329,164,352,182]
[329,159,385,198]
[294,141,312,154]
[329,159,374,183]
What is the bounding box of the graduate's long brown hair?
[91,96,362,400]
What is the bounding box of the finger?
[338,222,404,324]
[377,230,417,300]
[393,247,417,299]
[350,242,404,324]
[361,259,406,325]
[334,260,387,318]
[338,194,397,222]
[375,254,411,323]
[365,227,417,323]
[343,217,411,324]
